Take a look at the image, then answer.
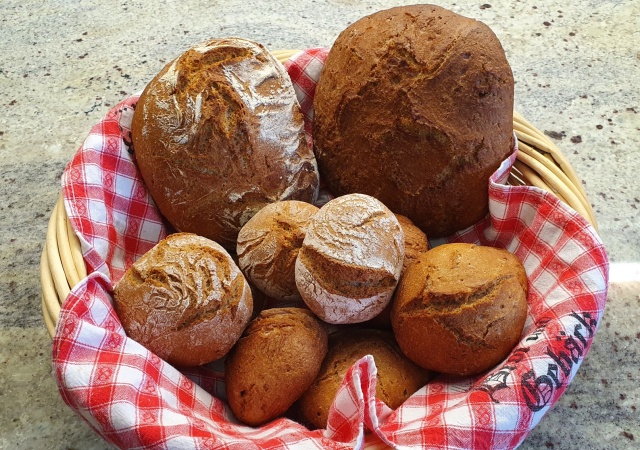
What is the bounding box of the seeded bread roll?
[391,243,528,377]
[131,37,319,248]
[313,5,514,237]
[237,200,319,301]
[225,308,328,426]
[297,329,430,429]
[113,233,253,366]
[295,193,404,324]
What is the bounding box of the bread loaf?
[237,200,319,301]
[131,37,319,248]
[391,243,528,376]
[113,233,253,366]
[295,193,404,324]
[313,5,514,237]
[225,308,328,426]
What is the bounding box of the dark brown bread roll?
[225,308,328,426]
[131,37,319,248]
[313,5,514,237]
[113,233,253,366]
[295,193,404,324]
[391,243,528,377]
[236,200,319,301]
[297,329,430,429]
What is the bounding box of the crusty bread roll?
[113,233,253,366]
[225,307,328,426]
[295,193,404,324]
[237,200,319,301]
[297,328,430,429]
[313,5,514,237]
[131,37,319,248]
[391,243,528,377]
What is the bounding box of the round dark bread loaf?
[313,5,514,237]
[297,328,431,429]
[131,37,319,248]
[391,243,528,377]
[113,233,253,366]
[225,307,328,426]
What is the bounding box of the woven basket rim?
[40,49,598,339]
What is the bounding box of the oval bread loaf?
[225,307,328,426]
[131,37,319,248]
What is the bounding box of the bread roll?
[225,308,328,426]
[131,37,319,248]
[295,193,404,324]
[391,243,528,377]
[297,328,430,429]
[237,200,319,301]
[313,5,514,237]
[113,233,252,366]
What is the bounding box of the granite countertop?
[1,0,638,448]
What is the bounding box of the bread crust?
[225,307,328,426]
[131,37,319,248]
[313,5,514,237]
[297,328,430,429]
[237,200,319,301]
[295,194,404,324]
[113,233,253,366]
[391,243,528,376]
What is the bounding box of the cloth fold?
[54,48,608,450]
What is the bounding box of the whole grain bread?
[295,193,404,324]
[224,307,328,426]
[113,233,253,366]
[237,200,319,301]
[391,243,528,377]
[131,37,319,248]
[313,5,514,237]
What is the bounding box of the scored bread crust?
[113,232,253,366]
[131,37,319,248]
[295,194,404,324]
[391,243,528,377]
[313,4,514,237]
[236,200,319,301]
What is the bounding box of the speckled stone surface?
[1,0,638,448]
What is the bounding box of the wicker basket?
[40,49,598,339]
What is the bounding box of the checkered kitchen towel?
[53,48,609,449]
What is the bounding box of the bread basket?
[41,48,607,449]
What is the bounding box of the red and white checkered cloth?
[54,48,609,449]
